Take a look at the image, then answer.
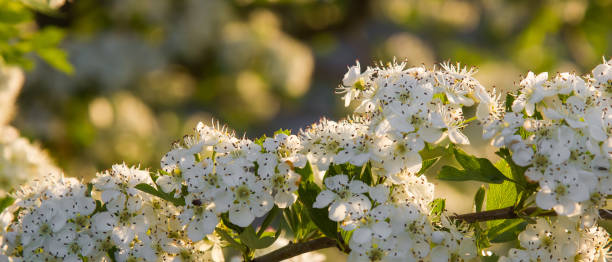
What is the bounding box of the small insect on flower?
[192,199,202,206]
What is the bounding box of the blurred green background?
[10,0,612,188]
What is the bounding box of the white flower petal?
[313,190,335,208]
[328,201,348,221]
[274,192,297,208]
[351,227,372,244]
[369,184,389,204]
[349,180,369,194]
[230,205,254,227]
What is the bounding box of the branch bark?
[250,208,612,262]
[450,207,612,223]
[252,237,337,262]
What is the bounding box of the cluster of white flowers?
[477,58,612,219]
[157,122,309,238]
[313,171,477,262]
[302,61,487,261]
[337,60,483,148]
[303,61,487,182]
[500,217,610,262]
[0,164,225,261]
[0,172,96,261]
[0,58,610,262]
[0,127,61,197]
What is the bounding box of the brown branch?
[450,207,612,223]
[252,237,337,262]
[251,208,612,262]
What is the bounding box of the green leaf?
[358,162,373,185]
[93,200,107,213]
[217,228,245,252]
[0,196,15,213]
[297,180,337,240]
[254,134,267,149]
[221,213,244,234]
[437,147,508,184]
[0,2,31,24]
[482,254,500,262]
[36,47,73,74]
[239,227,277,249]
[273,128,292,136]
[430,198,445,217]
[324,163,362,181]
[85,183,93,197]
[486,160,520,232]
[473,220,491,251]
[31,28,65,47]
[25,27,73,74]
[295,162,314,183]
[485,159,527,243]
[282,201,319,242]
[488,219,527,243]
[257,206,279,237]
[474,186,485,212]
[495,148,528,187]
[135,183,185,206]
[418,156,440,175]
[505,93,515,112]
[488,160,519,211]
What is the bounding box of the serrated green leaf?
[0,196,15,213]
[273,128,292,136]
[134,183,185,206]
[453,147,481,170]
[474,186,485,212]
[488,160,519,211]
[488,219,527,243]
[438,147,508,184]
[495,148,528,187]
[298,180,337,240]
[254,135,267,149]
[418,156,440,175]
[282,201,319,241]
[487,160,520,232]
[217,228,245,252]
[239,226,277,249]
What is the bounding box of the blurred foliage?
[0,0,72,73]
[2,0,610,181]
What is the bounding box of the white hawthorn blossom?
[214,175,273,227]
[500,217,610,262]
[512,71,552,116]
[179,194,219,242]
[313,175,371,221]
[1,59,610,262]
[477,59,612,218]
